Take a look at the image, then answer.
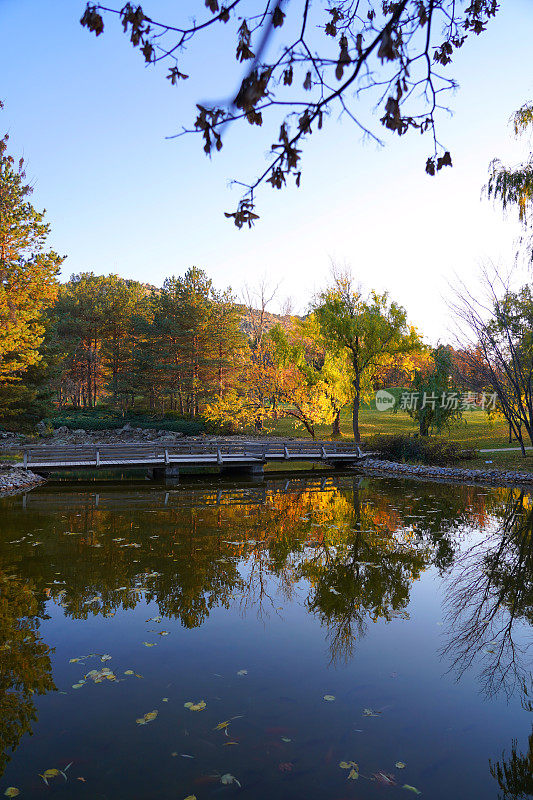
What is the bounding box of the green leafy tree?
[488,103,533,257]
[313,271,421,442]
[0,129,63,385]
[269,318,352,439]
[406,344,464,436]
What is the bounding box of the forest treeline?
[19,267,429,439]
[3,129,533,447]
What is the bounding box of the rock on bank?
[0,468,46,496]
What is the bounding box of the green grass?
[248,407,533,472]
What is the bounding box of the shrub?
[367,434,475,465]
[47,411,204,436]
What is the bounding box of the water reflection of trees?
[1,478,531,789]
[443,489,533,700]
[489,728,533,800]
[0,572,55,777]
[0,478,495,663]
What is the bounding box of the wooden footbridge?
[17,440,372,482]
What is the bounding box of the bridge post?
[164,465,180,485]
[220,462,264,480]
[23,451,28,468]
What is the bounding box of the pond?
[0,474,531,800]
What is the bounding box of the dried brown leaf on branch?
[78,0,501,225]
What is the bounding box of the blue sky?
[1,0,532,341]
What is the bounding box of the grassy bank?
[251,407,533,471]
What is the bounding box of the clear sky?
[1,0,532,342]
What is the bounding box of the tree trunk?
[352,352,361,443]
[420,414,430,437]
[331,409,341,438]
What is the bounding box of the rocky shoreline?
[356,458,533,488]
[0,468,46,497]
[2,425,533,494]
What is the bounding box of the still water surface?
[0,474,531,799]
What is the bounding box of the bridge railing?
[16,439,366,468]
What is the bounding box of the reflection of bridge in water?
[16,474,365,511]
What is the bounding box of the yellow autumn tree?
[0,127,63,382]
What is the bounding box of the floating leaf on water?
[39,767,69,786]
[395,761,406,769]
[76,778,86,783]
[101,654,112,662]
[162,697,169,702]
[171,752,178,757]
[323,695,335,702]
[72,683,84,689]
[220,774,241,788]
[403,785,422,795]
[281,737,291,742]
[236,669,247,676]
[69,658,82,663]
[184,701,206,712]
[180,754,194,759]
[158,631,170,636]
[136,709,158,725]
[184,795,197,800]
[339,760,358,777]
[4,789,19,797]
[214,721,230,731]
[362,708,380,716]
[143,642,157,647]
[124,670,134,675]
[223,742,239,746]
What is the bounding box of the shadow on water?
[0,474,531,797]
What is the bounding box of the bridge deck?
[14,441,373,474]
